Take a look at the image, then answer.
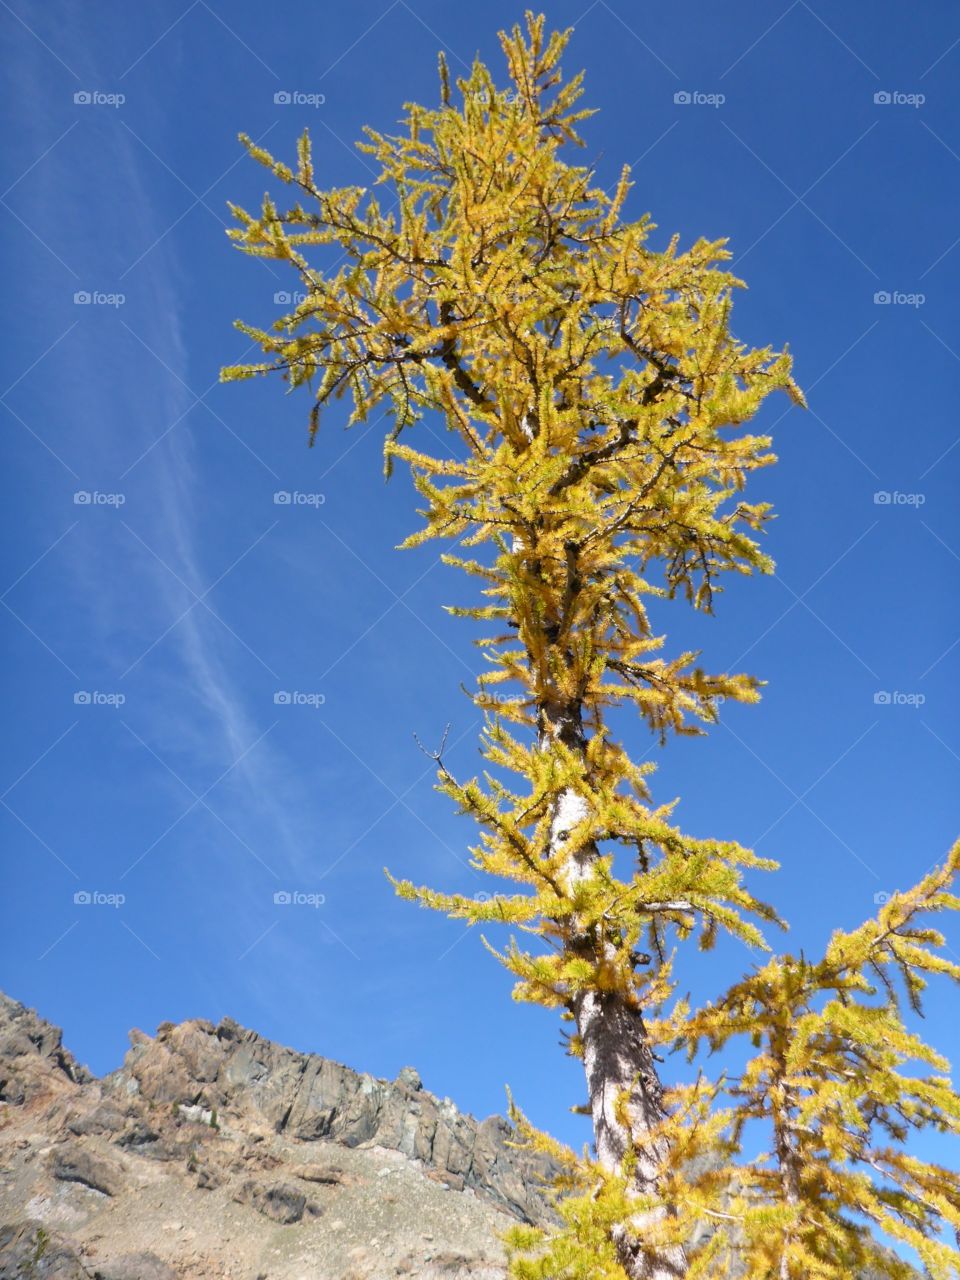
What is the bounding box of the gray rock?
[0,991,552,1225]
[0,994,90,1107]
[114,1120,178,1162]
[50,1144,122,1197]
[195,1162,224,1190]
[290,1163,351,1186]
[93,1252,178,1279]
[0,1078,25,1106]
[0,1220,89,1278]
[68,1102,126,1137]
[108,1017,554,1223]
[232,1179,307,1224]
[395,1066,423,1091]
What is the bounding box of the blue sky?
[2,0,958,1175]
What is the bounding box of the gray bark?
[541,703,688,1280]
[573,988,687,1279]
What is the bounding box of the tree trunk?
[540,700,688,1280]
[771,1064,801,1280]
[574,988,687,1279]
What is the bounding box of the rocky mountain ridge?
[0,992,552,1279]
[0,994,916,1280]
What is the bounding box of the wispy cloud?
[6,8,312,890]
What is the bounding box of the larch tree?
[649,847,960,1279]
[222,15,960,1278]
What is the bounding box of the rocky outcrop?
[0,1221,89,1279]
[0,993,90,1107]
[108,1015,552,1223]
[49,1146,124,1198]
[0,993,551,1280]
[231,1178,318,1224]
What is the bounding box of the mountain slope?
[0,993,552,1279]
